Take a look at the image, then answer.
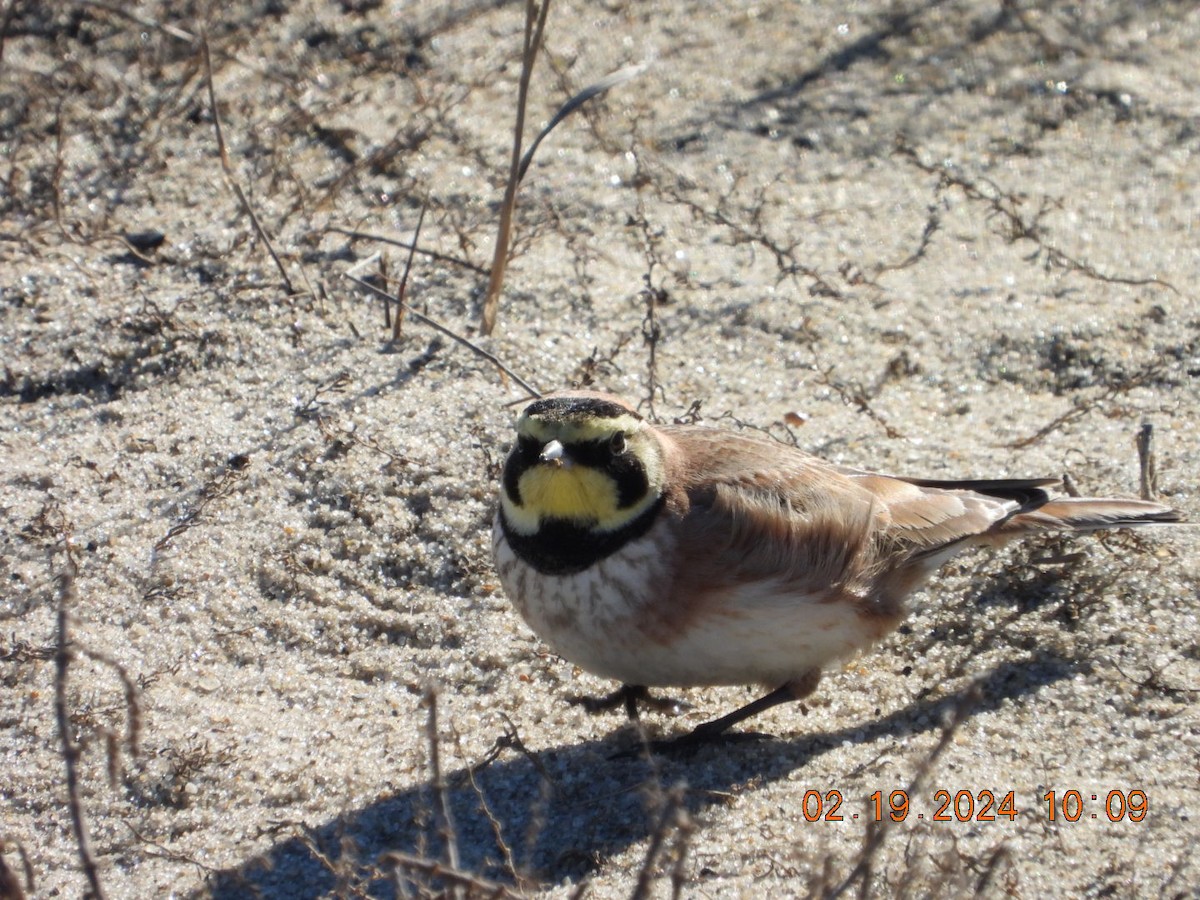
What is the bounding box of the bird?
[492,390,1183,750]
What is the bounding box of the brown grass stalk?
[54,565,107,900]
[480,0,552,336]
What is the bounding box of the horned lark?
[492,391,1182,748]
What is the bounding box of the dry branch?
[826,682,984,899]
[897,141,1180,295]
[326,226,487,275]
[391,202,427,340]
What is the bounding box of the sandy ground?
[3,1,1199,897]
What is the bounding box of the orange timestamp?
[793,790,1148,823]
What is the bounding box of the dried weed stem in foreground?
[630,784,694,900]
[1006,357,1171,450]
[34,504,143,900]
[825,681,989,899]
[382,687,523,899]
[1136,422,1157,501]
[202,34,311,300]
[383,690,698,899]
[390,202,427,341]
[54,560,106,900]
[896,140,1179,295]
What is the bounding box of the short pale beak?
[539,439,570,467]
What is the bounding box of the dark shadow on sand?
[203,647,1077,898]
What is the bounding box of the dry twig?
[481,0,552,336]
[391,202,427,341]
[381,851,523,900]
[826,682,984,899]
[1136,422,1157,501]
[630,784,694,900]
[897,141,1179,294]
[452,727,527,892]
[54,559,107,900]
[325,226,487,275]
[202,35,301,296]
[344,270,541,399]
[479,2,645,334]
[814,367,905,439]
[425,688,460,879]
[154,454,251,551]
[1006,360,1166,449]
[0,840,30,900]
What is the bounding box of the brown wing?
[663,426,1027,558]
[660,429,888,597]
[657,425,1179,621]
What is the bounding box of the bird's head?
[499,392,666,537]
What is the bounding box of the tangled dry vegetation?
[2,1,1198,897]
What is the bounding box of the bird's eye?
[609,432,628,455]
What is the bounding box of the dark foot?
[566,684,692,721]
[611,671,822,758]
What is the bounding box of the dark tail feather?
[903,475,1184,531]
[1007,498,1183,533]
[903,476,1057,508]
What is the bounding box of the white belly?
[493,515,874,688]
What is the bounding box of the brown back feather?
[658,425,1181,613]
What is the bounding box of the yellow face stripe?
[518,412,643,446]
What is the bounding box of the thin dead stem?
[81,0,198,43]
[391,202,428,341]
[477,10,642,333]
[121,821,216,876]
[452,727,527,892]
[325,226,487,275]
[78,645,142,786]
[481,0,552,336]
[1136,422,1156,501]
[154,454,250,551]
[630,785,694,900]
[425,688,460,879]
[1006,359,1167,449]
[628,194,667,418]
[814,366,905,439]
[516,63,647,185]
[826,681,984,899]
[379,689,524,899]
[897,141,1179,295]
[54,560,107,900]
[0,839,32,900]
[381,851,523,900]
[202,35,299,296]
[344,270,541,399]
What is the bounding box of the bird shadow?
[203,648,1077,898]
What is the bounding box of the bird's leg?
[566,684,692,720]
[648,670,822,754]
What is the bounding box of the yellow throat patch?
[516,464,619,524]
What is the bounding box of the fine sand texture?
[3,1,1198,897]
